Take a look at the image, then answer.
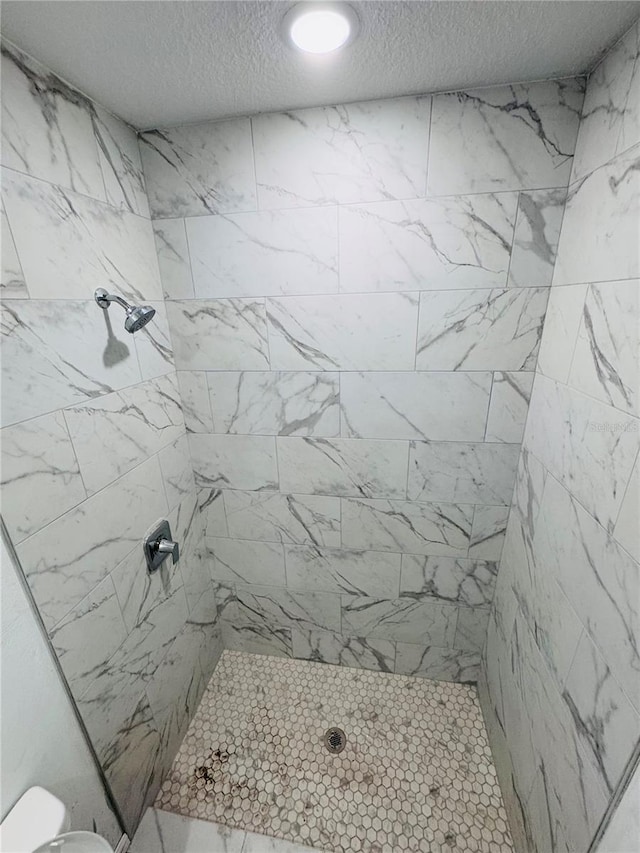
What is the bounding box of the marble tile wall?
[140,73,586,685]
[0,41,219,836]
[479,17,640,853]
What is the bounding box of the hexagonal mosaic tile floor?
[155,651,513,852]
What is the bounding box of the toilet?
[0,787,114,853]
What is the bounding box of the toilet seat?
[34,831,115,853]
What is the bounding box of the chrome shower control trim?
[144,520,180,573]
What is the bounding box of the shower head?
[95,288,156,334]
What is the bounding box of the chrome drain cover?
[324,726,346,754]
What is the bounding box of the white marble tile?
[167,299,269,370]
[223,490,340,547]
[454,607,491,652]
[93,105,149,217]
[572,19,640,180]
[428,79,584,195]
[199,488,229,538]
[208,371,339,436]
[485,371,534,443]
[235,585,341,633]
[169,491,209,612]
[176,371,214,433]
[339,193,518,292]
[222,615,292,659]
[1,299,142,427]
[244,828,318,853]
[15,455,168,631]
[614,451,640,562]
[341,497,473,557]
[290,628,395,673]
[189,433,278,491]
[1,42,104,200]
[400,555,497,607]
[152,218,195,299]
[252,96,431,209]
[536,283,588,383]
[408,441,520,505]
[159,433,195,511]
[525,374,639,529]
[342,595,458,645]
[569,280,640,416]
[2,168,162,301]
[130,809,246,853]
[49,574,128,698]
[187,206,338,298]
[553,143,640,286]
[416,287,549,371]
[564,628,640,796]
[285,545,401,598]
[133,300,175,380]
[0,410,87,543]
[340,371,492,441]
[63,373,184,494]
[468,505,510,560]
[1,200,27,298]
[277,437,408,499]
[208,537,286,586]
[507,189,566,288]
[395,643,480,683]
[139,118,256,218]
[267,292,418,371]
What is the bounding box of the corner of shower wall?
[0,38,220,836]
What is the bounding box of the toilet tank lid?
[0,786,69,853]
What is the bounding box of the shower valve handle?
[143,520,180,572]
[155,537,179,564]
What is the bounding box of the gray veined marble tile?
[222,612,293,659]
[152,219,195,299]
[159,433,195,511]
[1,200,27,298]
[166,298,269,370]
[49,573,128,698]
[428,79,584,196]
[15,455,168,631]
[341,595,458,645]
[93,105,150,217]
[252,96,431,209]
[524,373,639,529]
[207,537,286,586]
[176,371,214,433]
[454,607,491,652]
[2,168,162,302]
[536,283,588,384]
[416,287,549,371]
[222,490,340,547]
[243,831,319,853]
[267,292,419,371]
[341,497,473,557]
[572,19,640,181]
[187,206,338,298]
[485,371,534,443]
[340,371,492,441]
[614,451,639,562]
[235,584,341,633]
[277,437,408,499]
[189,433,278,491]
[285,545,401,598]
[139,118,256,218]
[198,487,229,538]
[290,628,396,673]
[563,628,640,796]
[0,299,142,428]
[400,555,497,607]
[208,371,340,436]
[507,189,567,288]
[169,491,209,612]
[339,193,518,293]
[131,809,246,853]
[468,504,510,560]
[553,143,640,286]
[408,441,520,505]
[132,300,175,380]
[0,410,87,544]
[63,373,184,494]
[1,42,105,200]
[395,643,480,683]
[569,280,640,416]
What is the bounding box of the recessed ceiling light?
[283,3,359,55]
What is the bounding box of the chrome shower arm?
[95,288,132,311]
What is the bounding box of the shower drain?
[324,726,346,754]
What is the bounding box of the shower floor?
[155,651,513,852]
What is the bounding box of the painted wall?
[0,41,220,834]
[480,18,640,853]
[141,75,584,682]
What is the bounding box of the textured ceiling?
[2,1,639,129]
